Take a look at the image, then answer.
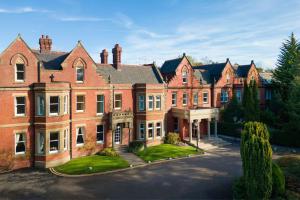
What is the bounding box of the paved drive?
[0,144,242,200]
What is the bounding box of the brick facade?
[0,35,271,170]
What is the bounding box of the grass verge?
[54,155,129,175]
[136,144,203,162]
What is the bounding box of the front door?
[114,125,121,144]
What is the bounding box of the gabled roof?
[32,50,69,70]
[160,57,182,74]
[193,69,211,84]
[193,59,230,82]
[96,64,164,84]
[234,64,251,78]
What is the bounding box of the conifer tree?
[273,32,300,102]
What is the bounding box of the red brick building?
[0,35,271,170]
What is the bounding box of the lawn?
[276,155,300,198]
[54,155,129,175]
[136,144,202,162]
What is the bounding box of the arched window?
[73,59,86,83]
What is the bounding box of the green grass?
[136,144,202,162]
[276,155,300,196]
[54,155,129,175]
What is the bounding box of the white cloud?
[0,6,50,14]
[55,16,114,22]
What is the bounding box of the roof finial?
[226,58,229,63]
[251,60,254,64]
[183,52,186,57]
[17,33,21,38]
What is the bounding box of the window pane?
[77,128,84,144]
[16,133,26,153]
[97,125,104,142]
[77,68,84,81]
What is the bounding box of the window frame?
[96,124,104,144]
[221,90,229,103]
[183,93,188,106]
[49,96,60,116]
[15,96,26,117]
[63,95,68,114]
[182,70,187,84]
[114,94,122,110]
[155,95,161,110]
[76,95,85,112]
[15,63,25,82]
[49,131,59,154]
[148,95,154,111]
[203,92,208,104]
[15,132,26,155]
[147,123,154,139]
[193,93,198,106]
[36,95,45,116]
[138,95,145,111]
[139,122,145,140]
[76,127,85,146]
[76,67,84,83]
[63,129,68,150]
[96,94,104,115]
[171,92,177,107]
[156,122,161,137]
[37,132,45,154]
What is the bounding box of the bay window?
[37,95,45,116]
[138,95,145,111]
[49,96,59,115]
[139,123,145,140]
[49,132,59,153]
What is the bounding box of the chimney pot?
[100,49,108,64]
[39,34,52,53]
[112,44,122,70]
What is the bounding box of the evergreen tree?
[273,32,300,102]
[222,92,243,123]
[241,122,273,199]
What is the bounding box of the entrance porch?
[172,107,219,143]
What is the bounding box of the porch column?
[207,119,211,139]
[214,119,218,137]
[198,119,201,141]
[189,120,193,142]
[112,128,115,148]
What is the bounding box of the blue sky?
[0,0,299,68]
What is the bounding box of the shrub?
[164,132,180,145]
[128,141,144,153]
[241,122,273,200]
[232,177,246,200]
[272,162,286,197]
[99,148,119,157]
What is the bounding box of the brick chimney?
[112,44,122,70]
[100,49,108,64]
[39,35,52,53]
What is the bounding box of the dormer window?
[182,70,187,84]
[76,67,84,82]
[16,64,25,82]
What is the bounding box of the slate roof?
[193,62,228,82]
[96,64,164,84]
[32,50,70,70]
[234,64,251,77]
[259,72,273,85]
[193,69,211,84]
[160,57,182,74]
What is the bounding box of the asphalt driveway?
[0,143,242,200]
